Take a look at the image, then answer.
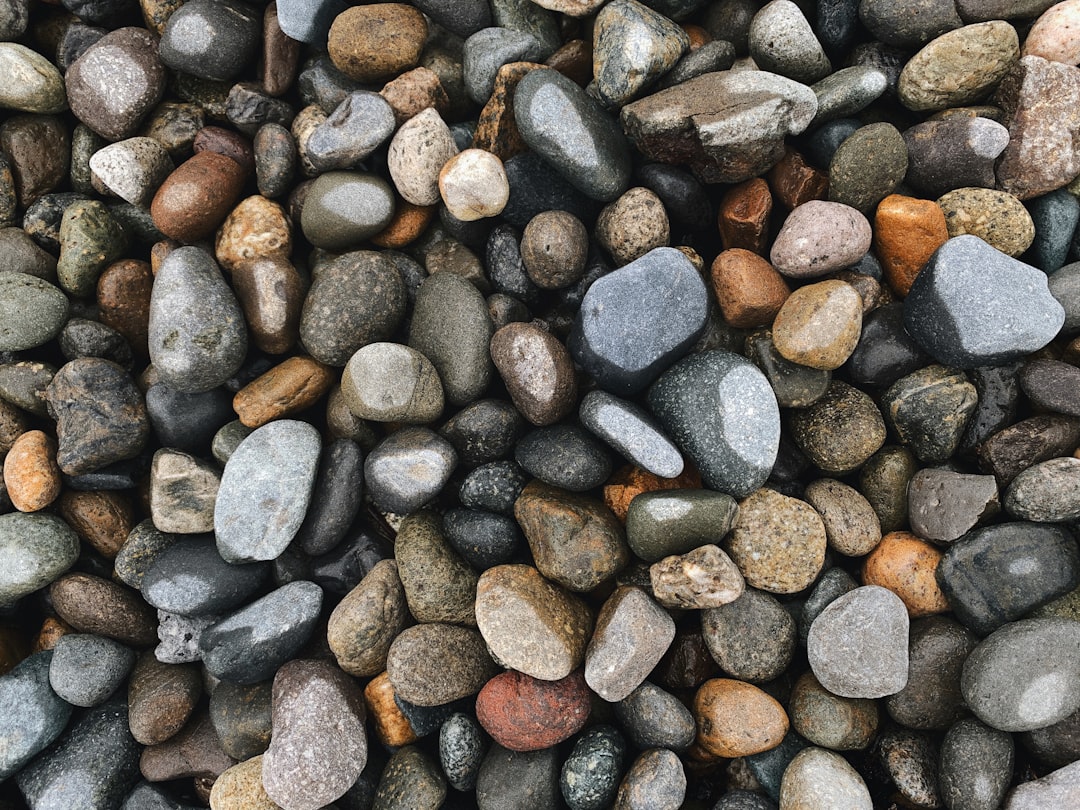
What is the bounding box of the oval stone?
[0,274,69,352]
[0,512,79,607]
[300,171,395,250]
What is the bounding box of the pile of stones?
[1,0,1080,807]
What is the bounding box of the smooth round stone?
[902,116,1009,198]
[726,488,826,594]
[695,678,789,758]
[560,725,625,810]
[876,730,942,808]
[458,460,529,514]
[591,0,688,106]
[327,559,407,677]
[828,122,908,214]
[387,107,459,206]
[789,671,878,751]
[341,342,444,424]
[844,302,928,387]
[772,280,863,371]
[1021,358,1080,417]
[48,634,133,707]
[490,321,578,426]
[886,616,978,730]
[253,123,296,199]
[3,429,61,512]
[746,329,830,409]
[0,359,55,418]
[443,507,522,569]
[803,478,881,557]
[799,568,858,644]
[1005,457,1080,522]
[141,537,267,617]
[937,188,1036,257]
[585,586,675,702]
[300,171,396,250]
[199,581,323,684]
[808,585,910,699]
[0,226,57,278]
[650,542,745,610]
[810,66,887,126]
[395,511,478,626]
[1025,0,1080,61]
[614,681,695,751]
[440,712,484,792]
[121,781,202,810]
[899,21,1019,111]
[328,4,427,82]
[514,67,632,202]
[440,400,524,466]
[152,151,247,242]
[748,0,830,83]
[364,427,457,515]
[614,748,686,810]
[514,424,612,492]
[626,489,737,562]
[89,138,173,207]
[159,0,259,80]
[476,744,560,810]
[770,200,872,278]
[778,747,871,809]
[293,438,363,556]
[858,0,961,47]
[962,618,1080,732]
[371,745,446,809]
[15,697,141,810]
[978,413,1080,486]
[147,246,246,394]
[1006,759,1080,807]
[215,420,320,563]
[568,247,708,396]
[386,623,498,706]
[408,271,494,407]
[0,274,69,352]
[440,149,509,221]
[904,236,1065,368]
[210,755,279,810]
[0,43,66,114]
[1020,705,1080,767]
[146,385,232,454]
[647,350,780,498]
[262,659,367,810]
[307,91,395,172]
[939,718,1014,810]
[0,512,79,607]
[882,364,978,464]
[0,652,73,780]
[299,250,406,367]
[703,587,796,683]
[56,200,126,299]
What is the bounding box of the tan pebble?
[772,279,863,370]
[379,66,449,126]
[233,355,336,428]
[32,616,72,653]
[387,107,459,206]
[3,429,60,512]
[520,209,589,290]
[804,478,882,557]
[214,195,291,273]
[596,186,670,266]
[862,531,950,617]
[327,3,428,83]
[472,62,548,161]
[694,677,789,757]
[210,756,281,810]
[438,148,509,221]
[936,187,1036,257]
[650,544,745,609]
[365,671,419,748]
[725,488,826,594]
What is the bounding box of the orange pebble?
[862,531,950,617]
[710,248,790,329]
[694,678,789,758]
[3,429,62,512]
[364,672,419,748]
[233,355,336,428]
[717,178,772,255]
[370,200,437,248]
[873,194,949,297]
[768,147,829,209]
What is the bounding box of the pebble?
[778,746,872,809]
[372,745,447,809]
[141,536,267,617]
[0,226,57,278]
[158,0,259,81]
[726,487,826,594]
[883,364,978,464]
[595,187,670,266]
[1025,0,1080,63]
[695,678,790,757]
[961,617,1080,732]
[57,200,126,299]
[3,429,61,512]
[903,235,1065,368]
[387,107,459,207]
[863,531,949,617]
[395,511,478,625]
[772,280,863,371]
[939,718,1014,810]
[48,634,133,707]
[476,669,590,750]
[585,586,674,701]
[341,342,444,424]
[803,478,881,557]
[307,91,395,173]
[769,200,872,278]
[439,712,485,791]
[475,744,560,810]
[1004,758,1080,807]
[126,653,201,745]
[877,729,942,808]
[903,116,1010,199]
[262,659,368,810]
[810,66,887,126]
[748,0,830,83]
[702,586,795,682]
[899,22,1019,111]
[385,623,498,706]
[789,671,878,750]
[1005,457,1080,522]
[808,585,910,699]
[327,3,426,82]
[592,0,688,106]
[364,426,457,514]
[208,679,272,761]
[648,350,780,497]
[828,122,909,214]
[560,725,626,810]
[515,425,613,492]
[199,581,323,684]
[299,171,396,250]
[0,652,73,780]
[151,151,247,244]
[293,437,363,556]
[463,29,543,105]
[710,248,790,329]
[88,138,173,208]
[937,187,1036,258]
[614,681,695,751]
[327,559,408,677]
[0,274,69,352]
[439,148,509,221]
[614,748,686,810]
[1021,358,1080,417]
[148,449,219,533]
[215,419,320,563]
[490,321,577,425]
[717,179,772,254]
[625,488,736,562]
[937,522,1080,636]
[214,195,292,275]
[441,401,524,466]
[0,43,66,115]
[908,468,1000,544]
[0,511,79,608]
[209,755,278,810]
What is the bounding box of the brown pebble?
[149,239,179,275]
[873,194,949,297]
[327,4,428,83]
[32,616,72,653]
[521,210,589,289]
[0,114,69,208]
[141,709,235,781]
[772,279,863,371]
[193,126,255,176]
[364,671,419,748]
[490,322,578,426]
[214,195,292,273]
[150,151,248,243]
[128,652,203,746]
[717,178,772,254]
[0,625,28,675]
[232,355,335,428]
[380,67,449,127]
[369,200,436,248]
[57,489,133,559]
[862,531,950,618]
[97,259,153,358]
[654,628,720,690]
[804,478,882,557]
[546,40,593,86]
[694,678,789,758]
[210,756,279,810]
[768,147,829,209]
[595,187,670,266]
[710,248,790,329]
[50,573,158,647]
[262,3,300,98]
[231,256,305,355]
[3,429,61,512]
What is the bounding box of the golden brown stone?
[545,39,593,86]
[97,259,153,358]
[365,671,419,748]
[772,280,864,370]
[695,678,789,758]
[149,239,180,275]
[58,489,134,559]
[327,4,428,83]
[717,178,772,254]
[233,355,336,428]
[862,531,950,618]
[193,126,255,176]
[369,200,436,248]
[214,195,292,273]
[710,248,790,329]
[262,3,300,98]
[150,151,248,243]
[473,62,548,161]
[231,256,305,355]
[873,194,949,297]
[50,573,158,647]
[32,616,72,653]
[3,429,60,512]
[210,756,281,810]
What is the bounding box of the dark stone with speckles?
[515,424,613,493]
[443,508,523,569]
[560,725,626,810]
[440,712,485,792]
[372,745,446,809]
[158,0,261,82]
[295,438,364,556]
[458,461,529,515]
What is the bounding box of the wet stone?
[341,342,444,424]
[0,652,73,780]
[745,331,830,408]
[770,200,872,278]
[439,712,485,792]
[903,116,1009,198]
[490,321,578,426]
[560,725,626,810]
[748,0,831,84]
[626,489,737,562]
[1021,358,1080,418]
[459,461,529,515]
[876,729,941,808]
[803,478,881,557]
[1005,457,1080,522]
[443,507,523,569]
[141,537,267,617]
[300,171,396,250]
[476,669,590,751]
[364,427,457,515]
[515,424,613,492]
[614,681,695,751]
[441,400,525,466]
[126,653,202,745]
[703,586,796,683]
[146,385,233,455]
[793,378,888,475]
[695,677,789,759]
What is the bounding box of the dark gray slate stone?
[647,349,780,498]
[514,68,632,202]
[902,116,1009,198]
[443,507,523,569]
[569,247,709,396]
[458,461,529,515]
[903,235,1065,369]
[413,0,490,36]
[48,634,134,707]
[501,151,601,230]
[16,697,141,810]
[625,488,738,563]
[199,580,323,684]
[858,0,963,47]
[463,27,542,105]
[121,782,201,810]
[937,522,1080,636]
[514,424,613,492]
[746,730,809,801]
[215,419,321,563]
[440,399,526,466]
[885,616,978,731]
[145,384,233,454]
[295,438,364,556]
[0,652,73,780]
[580,390,684,478]
[844,302,928,388]
[141,537,269,617]
[476,744,560,810]
[938,718,1013,810]
[908,468,999,544]
[158,0,261,81]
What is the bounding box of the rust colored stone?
[369,200,436,248]
[58,489,134,559]
[232,256,305,355]
[50,573,158,647]
[193,126,255,175]
[473,62,549,161]
[262,3,300,98]
[694,678,789,758]
[364,671,419,748]
[128,652,203,746]
[602,464,702,522]
[873,194,950,297]
[710,248,790,328]
[97,259,153,358]
[3,429,61,512]
[546,39,593,86]
[233,355,335,428]
[768,147,829,209]
[476,669,591,752]
[150,151,248,243]
[32,616,73,653]
[380,67,449,127]
[862,531,950,618]
[214,195,292,273]
[717,178,772,254]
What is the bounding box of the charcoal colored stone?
[141,537,268,617]
[514,424,613,493]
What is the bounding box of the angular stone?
[591,0,689,107]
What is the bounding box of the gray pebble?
[48,634,134,707]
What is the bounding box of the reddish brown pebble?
[694,678,789,758]
[3,429,61,512]
[233,355,335,428]
[473,62,548,161]
[369,200,436,248]
[380,67,449,126]
[128,653,204,746]
[545,40,593,86]
[231,256,305,355]
[717,178,772,254]
[365,671,419,748]
[710,248,790,329]
[193,126,255,176]
[862,531,950,618]
[262,3,300,98]
[150,151,248,243]
[50,573,158,647]
[149,240,179,275]
[602,464,701,522]
[768,147,829,209]
[97,259,153,358]
[327,4,428,83]
[873,194,949,297]
[682,24,710,49]
[476,669,591,752]
[214,195,292,273]
[57,489,133,558]
[490,322,578,426]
